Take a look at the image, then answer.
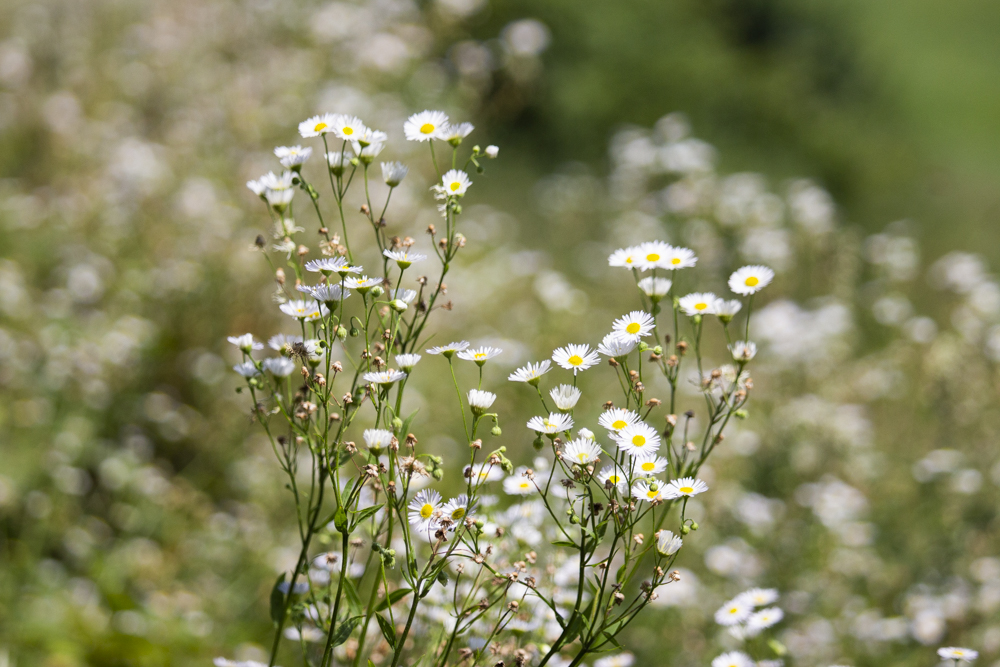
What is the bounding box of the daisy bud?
[735,409,749,419]
[491,426,502,437]
[392,417,403,432]
[485,145,499,158]
[389,299,408,312]
[349,326,359,337]
[370,285,384,298]
[532,434,545,451]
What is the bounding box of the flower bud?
[491,426,502,437]
[389,299,408,313]
[681,525,690,535]
[532,434,545,451]
[392,417,403,432]
[337,325,348,341]
[734,409,749,420]
[370,285,384,298]
[349,326,360,337]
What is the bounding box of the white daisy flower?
[298,113,337,137]
[363,369,407,386]
[228,333,263,353]
[442,494,475,522]
[274,145,312,169]
[233,361,260,378]
[578,427,595,440]
[656,530,683,556]
[392,288,417,304]
[527,412,574,435]
[503,467,537,495]
[551,343,600,374]
[344,275,382,292]
[331,114,367,141]
[383,249,427,269]
[711,651,753,667]
[597,332,638,358]
[631,453,668,476]
[938,648,979,663]
[440,169,472,196]
[613,422,661,456]
[404,110,450,141]
[728,265,774,295]
[325,150,354,175]
[563,438,602,465]
[408,489,442,530]
[550,384,582,411]
[612,310,655,340]
[426,341,471,357]
[467,389,497,413]
[279,300,330,322]
[678,292,718,316]
[597,465,628,492]
[485,145,499,158]
[636,241,674,270]
[714,599,753,626]
[729,340,757,362]
[268,333,302,354]
[599,408,640,432]
[608,246,642,269]
[298,283,350,303]
[508,360,552,384]
[351,127,386,151]
[632,480,663,502]
[262,357,296,377]
[637,276,672,299]
[469,463,504,484]
[444,122,474,144]
[381,161,408,187]
[594,654,634,667]
[662,477,709,499]
[305,257,359,276]
[714,298,742,321]
[395,354,422,371]
[736,588,779,607]
[747,607,783,631]
[353,141,385,163]
[457,346,503,364]
[363,428,394,452]
[662,245,698,270]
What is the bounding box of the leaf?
[594,521,609,541]
[375,588,412,612]
[376,613,397,649]
[400,408,419,437]
[269,573,287,625]
[329,615,362,648]
[563,613,585,644]
[601,633,623,650]
[342,576,364,616]
[333,507,348,534]
[350,503,384,530]
[550,540,577,549]
[615,563,627,584]
[338,448,355,468]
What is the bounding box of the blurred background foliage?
[2,0,1000,665]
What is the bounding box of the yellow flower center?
[568,354,583,366]
[646,253,660,262]
[342,126,354,135]
[450,182,460,192]
[694,302,707,310]
[671,257,682,265]
[625,257,634,264]
[647,490,658,498]
[612,419,627,429]
[577,453,588,462]
[626,322,641,334]
[519,482,530,489]
[608,475,621,484]
[314,122,328,132]
[475,353,486,359]
[745,276,759,287]
[641,462,655,472]
[632,435,646,447]
[728,607,739,615]
[420,123,435,134]
[451,507,465,519]
[420,503,433,519]
[679,486,694,494]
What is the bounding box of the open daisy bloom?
[552,343,600,373]
[728,264,775,295]
[404,110,450,141]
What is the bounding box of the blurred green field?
[2,0,1000,665]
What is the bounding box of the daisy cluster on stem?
[224,110,770,667]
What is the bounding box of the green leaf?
[368,660,376,667]
[400,408,419,437]
[594,521,609,541]
[329,615,362,648]
[563,613,585,644]
[350,503,384,530]
[376,613,397,649]
[550,540,577,549]
[269,573,287,625]
[338,447,355,468]
[333,507,348,534]
[615,563,627,584]
[342,576,364,616]
[602,632,623,649]
[375,588,412,612]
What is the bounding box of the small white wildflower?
[608,246,642,269]
[656,530,683,556]
[443,122,474,144]
[637,276,672,299]
[381,161,408,187]
[714,599,753,626]
[440,169,471,196]
[503,467,536,496]
[714,298,743,321]
[728,265,774,295]
[612,310,655,340]
[662,245,698,270]
[485,145,499,158]
[274,145,312,169]
[599,408,640,432]
[550,384,582,411]
[597,330,639,355]
[737,588,780,607]
[563,438,602,465]
[298,113,337,137]
[663,477,709,499]
[331,114,368,141]
[711,652,753,667]
[363,369,407,386]
[262,357,296,377]
[729,340,757,361]
[678,292,718,316]
[408,489,442,530]
[227,334,263,353]
[508,360,552,384]
[527,412,574,434]
[632,480,663,502]
[305,257,360,276]
[598,465,628,491]
[467,389,497,413]
[343,276,382,292]
[383,249,427,269]
[552,343,600,373]
[636,241,674,271]
[363,429,394,452]
[395,354,422,371]
[233,361,260,378]
[404,110,450,141]
[279,300,330,322]
[938,648,978,663]
[457,346,503,364]
[427,341,471,358]
[631,454,668,476]
[747,607,783,632]
[613,422,661,456]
